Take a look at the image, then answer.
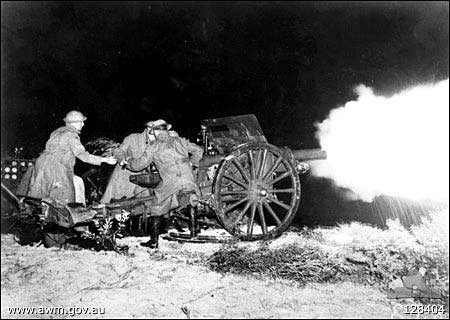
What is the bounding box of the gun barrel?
[199,155,224,168]
[292,148,327,161]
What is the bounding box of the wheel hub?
[248,181,269,201]
[258,188,268,197]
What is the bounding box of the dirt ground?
[1,231,405,319]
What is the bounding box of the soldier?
[28,110,117,204]
[100,120,182,236]
[124,119,204,248]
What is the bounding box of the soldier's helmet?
[63,110,87,123]
[146,119,172,131]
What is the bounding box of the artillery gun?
[1,114,326,249]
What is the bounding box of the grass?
[208,209,449,309]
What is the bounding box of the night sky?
[1,1,449,227]
[2,1,448,158]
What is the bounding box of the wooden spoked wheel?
[213,142,301,240]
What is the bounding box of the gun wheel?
[213,142,301,241]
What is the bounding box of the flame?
[312,79,449,204]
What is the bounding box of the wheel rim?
[213,142,301,240]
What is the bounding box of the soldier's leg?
[140,199,170,249]
[73,175,86,205]
[140,215,162,248]
[188,205,200,237]
[188,192,200,237]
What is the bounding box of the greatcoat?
[128,135,203,216]
[28,125,103,204]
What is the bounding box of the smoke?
[312,79,449,204]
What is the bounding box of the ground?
[1,229,410,319]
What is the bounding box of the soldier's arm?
[127,147,155,172]
[185,139,204,167]
[68,135,104,166]
[112,135,133,162]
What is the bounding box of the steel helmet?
[63,110,87,123]
[145,119,172,131]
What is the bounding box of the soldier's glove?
[119,157,130,167]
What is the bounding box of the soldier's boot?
[140,216,161,249]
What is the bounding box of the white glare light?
[4,167,10,173]
[11,174,17,180]
[20,162,26,166]
[11,167,18,173]
[28,162,33,166]
[12,161,17,166]
[313,79,449,203]
[4,174,10,179]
